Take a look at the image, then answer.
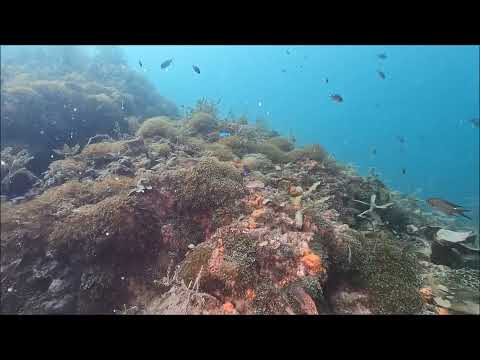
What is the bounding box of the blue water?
[115,45,479,226]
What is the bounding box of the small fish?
[139,60,143,68]
[372,148,377,155]
[330,94,343,103]
[161,59,173,69]
[325,78,329,84]
[286,50,291,55]
[427,198,472,220]
[396,136,406,144]
[470,118,479,128]
[281,69,287,73]
[402,168,406,175]
[242,165,250,177]
[219,130,231,138]
[377,53,387,60]
[377,70,386,79]
[192,65,200,74]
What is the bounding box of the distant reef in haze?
[0,46,179,175]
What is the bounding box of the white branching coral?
[53,143,80,158]
[353,194,394,230]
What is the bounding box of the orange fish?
[427,198,472,220]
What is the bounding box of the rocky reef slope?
[1,94,478,314]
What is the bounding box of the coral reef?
[203,143,235,161]
[268,136,295,152]
[1,91,478,315]
[175,157,245,211]
[253,142,288,163]
[287,144,328,163]
[241,153,274,171]
[187,112,218,135]
[148,142,172,158]
[136,116,179,140]
[1,147,40,198]
[1,46,178,177]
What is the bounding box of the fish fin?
[442,200,465,208]
[459,212,472,220]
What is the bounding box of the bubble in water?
[40,130,45,135]
[73,108,77,112]
[50,154,54,159]
[258,101,262,107]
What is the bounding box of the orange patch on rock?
[208,245,224,274]
[436,307,449,315]
[419,287,433,303]
[246,289,256,301]
[231,160,243,169]
[303,215,318,233]
[251,208,265,220]
[248,194,264,209]
[288,185,302,196]
[223,302,235,314]
[301,251,324,274]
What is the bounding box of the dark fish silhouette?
[470,118,479,128]
[139,60,143,68]
[427,198,472,220]
[402,168,406,175]
[192,65,200,74]
[396,136,406,144]
[378,70,386,79]
[286,50,291,55]
[377,53,387,60]
[330,94,343,103]
[281,69,287,73]
[161,59,173,69]
[325,78,329,83]
[372,148,377,155]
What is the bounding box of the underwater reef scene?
[1,46,479,315]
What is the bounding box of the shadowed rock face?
[1,168,39,197]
